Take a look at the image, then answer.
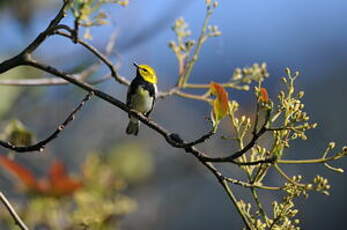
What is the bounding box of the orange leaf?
[259,88,269,103]
[49,160,67,183]
[210,82,229,123]
[0,157,82,197]
[0,155,38,191]
[47,161,82,197]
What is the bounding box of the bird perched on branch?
[126,63,158,135]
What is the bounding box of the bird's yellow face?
[136,64,158,84]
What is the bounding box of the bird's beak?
[133,62,139,68]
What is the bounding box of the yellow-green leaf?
[1,120,33,146]
[210,82,229,126]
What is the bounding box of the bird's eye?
[143,68,148,73]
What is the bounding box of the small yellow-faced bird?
[126,63,158,135]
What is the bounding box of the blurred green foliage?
[0,67,35,119]
[0,120,34,146]
[0,142,155,229]
[108,143,154,185]
[69,0,128,39]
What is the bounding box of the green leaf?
[1,120,34,146]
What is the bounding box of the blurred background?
[0,0,347,229]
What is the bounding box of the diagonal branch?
[0,192,28,230]
[0,0,72,74]
[224,177,281,191]
[22,0,72,54]
[200,108,271,162]
[17,58,271,168]
[0,1,345,229]
[0,27,119,87]
[178,5,214,87]
[168,128,215,149]
[53,30,130,86]
[10,59,261,229]
[0,93,93,152]
[197,160,254,229]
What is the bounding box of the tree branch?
[0,74,111,86]
[194,158,253,229]
[0,51,276,230]
[0,192,28,230]
[0,0,72,74]
[224,177,281,191]
[0,61,99,86]
[53,30,129,86]
[277,152,347,164]
[0,1,345,229]
[178,5,214,87]
[15,59,267,229]
[22,0,72,55]
[200,109,271,162]
[1,56,275,169]
[0,93,93,152]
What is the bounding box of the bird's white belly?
[131,87,153,113]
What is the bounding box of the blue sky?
[2,0,347,87]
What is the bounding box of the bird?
[126,63,158,135]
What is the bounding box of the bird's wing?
[145,84,157,117]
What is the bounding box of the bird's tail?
[126,117,139,135]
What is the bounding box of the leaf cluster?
[0,151,138,229]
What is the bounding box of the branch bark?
[0,192,28,230]
[0,93,92,152]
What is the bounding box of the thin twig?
[201,109,271,162]
[0,74,111,87]
[184,82,249,91]
[231,157,276,166]
[119,0,195,53]
[158,87,212,102]
[269,204,287,230]
[197,160,253,230]
[250,185,267,221]
[277,152,347,164]
[0,77,77,86]
[274,164,305,187]
[0,192,29,230]
[0,93,93,152]
[221,180,253,230]
[0,1,346,229]
[0,0,71,74]
[168,129,215,149]
[53,30,129,86]
[23,0,72,55]
[224,177,281,191]
[0,27,119,87]
[73,15,81,43]
[1,57,275,170]
[2,56,264,228]
[252,103,260,136]
[174,90,212,102]
[0,62,99,86]
[178,6,213,86]
[157,87,179,99]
